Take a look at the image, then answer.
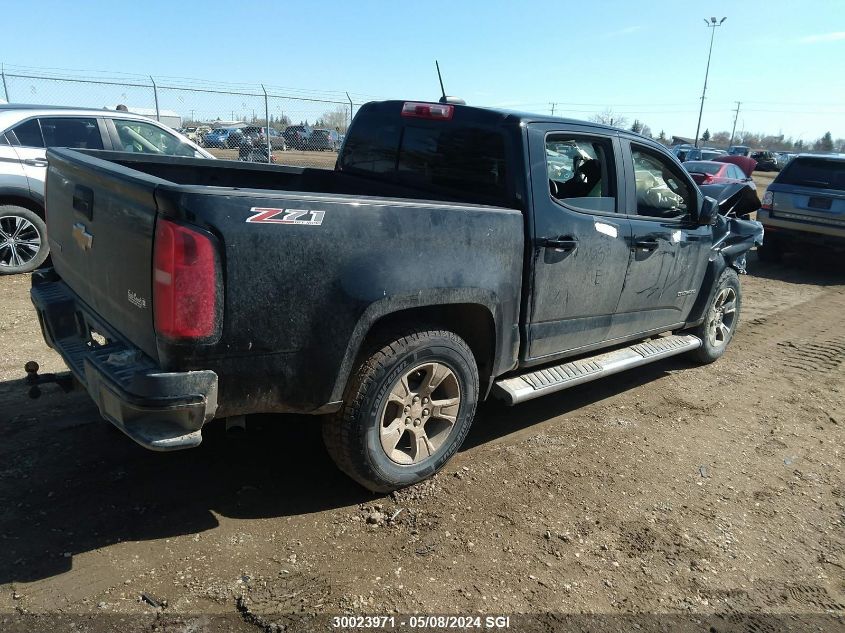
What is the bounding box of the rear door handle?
[24,159,48,167]
[542,237,578,252]
[634,239,659,251]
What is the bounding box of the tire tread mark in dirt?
[777,338,845,373]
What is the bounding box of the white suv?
[0,104,213,274]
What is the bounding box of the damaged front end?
[703,183,765,274]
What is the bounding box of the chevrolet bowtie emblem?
[72,222,93,251]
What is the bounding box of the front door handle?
[24,159,48,167]
[542,236,578,252]
[634,239,659,251]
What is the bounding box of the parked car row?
[198,124,344,151]
[0,104,212,274]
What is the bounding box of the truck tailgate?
[45,148,167,360]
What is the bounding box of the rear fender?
[329,289,506,403]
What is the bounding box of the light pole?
[694,16,726,148]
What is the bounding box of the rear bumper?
[758,209,845,242]
[31,273,218,451]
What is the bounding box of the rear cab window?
[683,161,722,175]
[339,102,514,208]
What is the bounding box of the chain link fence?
[1,67,363,168]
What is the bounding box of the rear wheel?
[689,268,741,364]
[0,206,48,275]
[323,329,479,492]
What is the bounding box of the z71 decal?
[246,208,325,226]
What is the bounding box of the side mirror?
[698,196,719,226]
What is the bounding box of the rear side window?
[10,119,45,148]
[546,136,616,213]
[40,117,104,150]
[729,165,746,179]
[778,158,845,191]
[341,114,510,206]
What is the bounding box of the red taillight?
[761,190,773,210]
[401,101,454,120]
[153,218,221,341]
[702,175,715,184]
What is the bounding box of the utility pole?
[694,16,727,148]
[728,101,741,147]
[549,102,557,116]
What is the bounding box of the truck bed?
[43,148,524,418]
[95,150,503,206]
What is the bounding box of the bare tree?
[318,107,350,133]
[711,131,730,147]
[590,108,628,129]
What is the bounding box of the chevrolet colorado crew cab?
[31,100,763,491]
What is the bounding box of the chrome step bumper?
[493,334,701,405]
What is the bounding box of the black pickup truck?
[31,100,762,491]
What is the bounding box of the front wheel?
[688,268,741,364]
[323,329,479,492]
[0,206,49,275]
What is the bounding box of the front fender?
[711,213,765,274]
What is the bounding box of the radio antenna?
[435,60,447,102]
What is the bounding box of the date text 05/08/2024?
[331,615,511,629]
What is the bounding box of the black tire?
[323,329,479,492]
[689,267,741,364]
[0,205,49,275]
[756,239,782,263]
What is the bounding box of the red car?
[683,160,757,192]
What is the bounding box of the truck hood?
[699,182,761,218]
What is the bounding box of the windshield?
[684,162,722,175]
[778,157,845,190]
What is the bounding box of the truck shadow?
[0,357,684,584]
[747,249,845,286]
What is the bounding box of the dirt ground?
[207,148,338,169]
[1,188,844,631]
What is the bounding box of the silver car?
[0,104,213,274]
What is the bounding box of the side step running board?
[493,334,701,405]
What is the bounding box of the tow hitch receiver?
[24,361,77,399]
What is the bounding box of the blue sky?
[2,0,843,141]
